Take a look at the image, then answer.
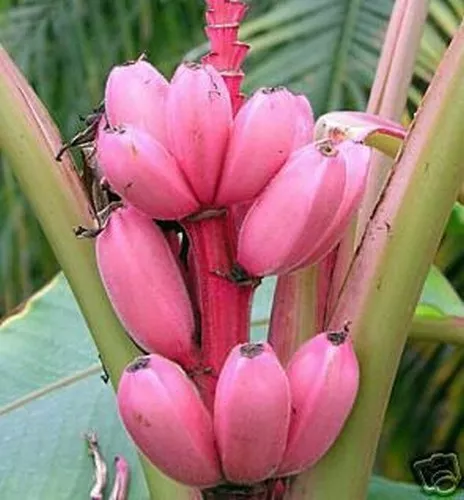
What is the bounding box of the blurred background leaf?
[0,0,463,493]
[0,274,150,499]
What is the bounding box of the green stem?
[410,315,464,345]
[328,0,428,317]
[0,45,191,499]
[268,267,319,365]
[0,45,138,382]
[289,21,464,500]
[357,0,429,244]
[140,457,194,500]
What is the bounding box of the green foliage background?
[0,0,463,496]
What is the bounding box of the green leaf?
[242,0,394,114]
[185,0,393,115]
[250,266,464,342]
[250,277,276,342]
[0,275,150,499]
[417,265,464,318]
[447,202,464,235]
[367,475,463,499]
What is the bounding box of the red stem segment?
[182,212,254,405]
[203,0,250,114]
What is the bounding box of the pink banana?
[166,63,232,205]
[105,59,170,147]
[215,88,313,206]
[237,140,369,276]
[96,124,199,220]
[96,205,196,365]
[117,354,222,487]
[284,141,370,272]
[292,94,314,151]
[277,330,359,476]
[237,141,346,276]
[214,343,291,484]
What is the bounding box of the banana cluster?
[117,332,359,488]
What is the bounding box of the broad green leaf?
[0,275,150,499]
[242,0,394,114]
[447,202,464,235]
[0,272,282,498]
[417,265,464,318]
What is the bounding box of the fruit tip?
[239,343,265,358]
[126,356,151,373]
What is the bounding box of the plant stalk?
[326,0,429,319]
[357,0,429,241]
[289,20,464,499]
[182,212,255,407]
[0,45,138,383]
[410,315,464,345]
[0,45,192,500]
[268,267,319,365]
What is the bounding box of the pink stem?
[202,0,250,114]
[321,0,428,326]
[182,212,254,407]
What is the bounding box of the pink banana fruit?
[96,124,199,220]
[277,330,359,476]
[237,140,370,277]
[215,88,313,206]
[284,141,371,272]
[292,94,314,150]
[214,343,291,484]
[166,62,232,206]
[117,354,222,487]
[237,141,346,277]
[105,59,170,147]
[96,205,196,365]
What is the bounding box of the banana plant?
[0,1,463,499]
